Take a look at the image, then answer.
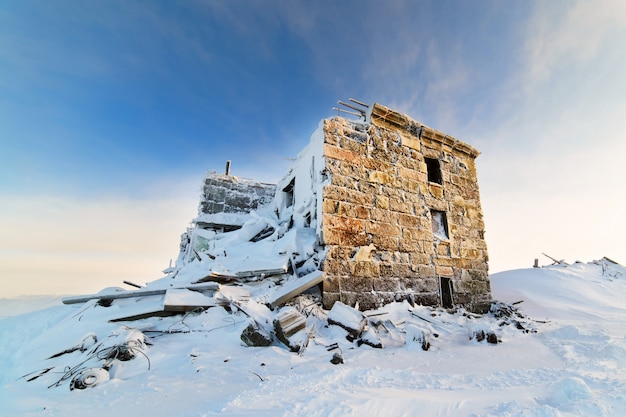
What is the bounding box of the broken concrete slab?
[268,270,324,308]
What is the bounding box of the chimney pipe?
[225,160,231,176]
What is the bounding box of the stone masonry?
[199,173,276,216]
[320,103,491,312]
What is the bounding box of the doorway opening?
[440,277,453,309]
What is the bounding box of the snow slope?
[1,259,625,417]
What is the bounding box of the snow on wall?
[199,173,276,217]
[273,121,327,237]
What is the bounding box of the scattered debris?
[330,352,344,365]
[70,368,110,390]
[48,334,97,359]
[268,270,324,308]
[491,300,539,333]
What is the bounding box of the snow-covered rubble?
[1,259,626,416]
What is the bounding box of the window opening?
[425,157,443,185]
[283,178,295,208]
[440,277,453,308]
[430,209,449,240]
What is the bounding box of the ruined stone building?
[184,102,491,313]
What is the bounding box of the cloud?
[524,0,626,82]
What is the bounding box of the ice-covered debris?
[267,270,323,308]
[215,286,250,307]
[405,324,431,351]
[466,318,498,343]
[273,307,308,352]
[25,327,149,390]
[240,320,273,347]
[48,333,98,359]
[163,289,216,312]
[366,319,406,348]
[358,328,382,349]
[327,301,366,339]
[70,368,110,390]
[490,300,539,333]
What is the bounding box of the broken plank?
[193,271,239,284]
[62,282,220,305]
[268,270,323,308]
[236,267,288,279]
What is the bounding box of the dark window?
[283,178,295,208]
[430,209,449,240]
[425,158,443,185]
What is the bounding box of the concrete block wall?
[199,173,276,216]
[320,104,491,312]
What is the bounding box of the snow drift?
[1,258,625,416]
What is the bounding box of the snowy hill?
[1,259,625,416]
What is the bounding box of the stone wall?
[320,103,491,312]
[199,173,276,216]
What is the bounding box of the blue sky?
[1,0,625,296]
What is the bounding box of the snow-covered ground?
[1,259,625,417]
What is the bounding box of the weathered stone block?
[388,198,413,214]
[370,207,396,223]
[399,237,422,253]
[350,261,380,278]
[322,292,341,310]
[373,277,400,293]
[435,265,454,277]
[337,202,369,219]
[323,275,342,292]
[324,144,362,164]
[369,171,393,185]
[371,235,399,251]
[375,195,389,210]
[341,137,367,155]
[398,213,421,228]
[366,221,401,237]
[341,292,381,311]
[322,199,339,214]
[323,228,370,246]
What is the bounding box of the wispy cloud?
[524,0,626,82]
